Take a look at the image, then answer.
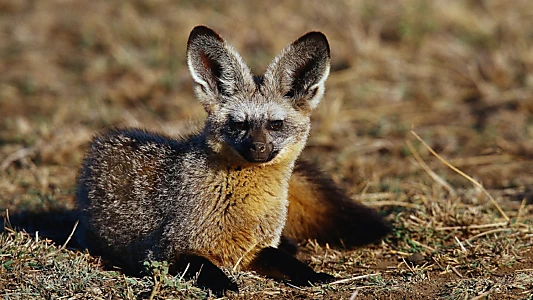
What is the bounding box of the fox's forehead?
[221,98,289,122]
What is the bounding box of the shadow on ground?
[2,209,82,249]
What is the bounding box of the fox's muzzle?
[239,140,274,162]
[236,128,277,163]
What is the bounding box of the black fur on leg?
[250,247,334,286]
[169,254,239,296]
[278,235,299,256]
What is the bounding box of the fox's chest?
[190,166,290,267]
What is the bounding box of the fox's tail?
[283,160,391,248]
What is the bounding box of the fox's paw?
[290,271,335,286]
[172,253,239,296]
[201,277,239,297]
[312,272,335,284]
[195,265,239,296]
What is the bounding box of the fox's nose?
[250,142,266,153]
[241,140,274,162]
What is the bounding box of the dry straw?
[411,131,510,222]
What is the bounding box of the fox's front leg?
[169,253,239,295]
[250,247,334,286]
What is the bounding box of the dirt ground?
[1,1,533,299]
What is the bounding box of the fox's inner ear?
[264,32,331,111]
[186,26,254,107]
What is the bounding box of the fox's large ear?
[187,26,254,109]
[264,32,330,111]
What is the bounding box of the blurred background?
[1,1,533,298]
[1,0,532,222]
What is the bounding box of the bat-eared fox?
[76,25,390,295]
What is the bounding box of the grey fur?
[76,26,331,274]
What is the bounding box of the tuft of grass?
[0,225,206,299]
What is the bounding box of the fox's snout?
[237,130,276,163]
[241,140,275,162]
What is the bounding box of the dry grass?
[1,0,533,298]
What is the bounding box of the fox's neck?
[211,154,297,209]
[194,129,307,208]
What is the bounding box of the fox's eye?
[268,120,283,131]
[230,120,248,131]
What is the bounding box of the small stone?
[406,252,425,265]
